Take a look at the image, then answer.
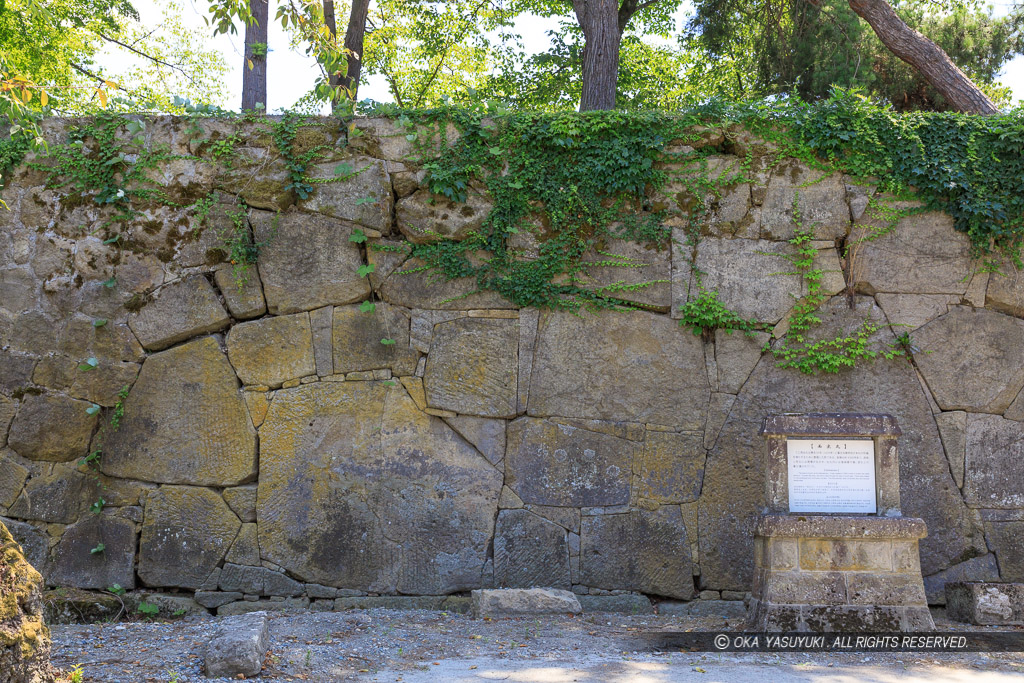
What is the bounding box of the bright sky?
[119,0,1024,112]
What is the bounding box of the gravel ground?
[51,608,1024,682]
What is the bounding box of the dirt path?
[51,608,1024,682]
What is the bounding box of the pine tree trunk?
[574,0,623,111]
[341,0,371,100]
[323,0,342,88]
[241,0,268,111]
[847,0,999,114]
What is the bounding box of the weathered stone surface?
[639,431,705,504]
[985,521,1024,582]
[223,484,257,523]
[530,310,709,430]
[673,238,844,325]
[702,296,984,591]
[573,239,671,310]
[138,485,241,589]
[760,163,849,240]
[715,329,769,394]
[8,465,90,524]
[378,257,515,310]
[127,276,229,351]
[218,598,308,615]
[42,587,124,624]
[0,396,15,449]
[505,417,636,507]
[494,509,570,589]
[876,293,958,332]
[214,265,266,319]
[987,266,1024,317]
[102,337,257,486]
[0,521,56,683]
[947,582,1024,625]
[963,414,1024,508]
[7,393,98,462]
[226,313,315,387]
[580,507,694,600]
[935,411,966,489]
[257,382,501,593]
[578,593,656,614]
[851,211,972,294]
[300,157,393,232]
[658,599,747,619]
[225,523,260,566]
[471,588,581,617]
[0,518,48,587]
[923,554,999,605]
[48,515,136,590]
[0,451,29,509]
[204,611,269,678]
[309,306,333,376]
[424,317,518,418]
[396,189,492,244]
[445,416,506,466]
[0,352,35,397]
[331,303,419,376]
[252,209,370,314]
[914,307,1024,413]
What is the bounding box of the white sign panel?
[786,439,876,513]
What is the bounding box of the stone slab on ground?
[204,611,270,678]
[946,582,1024,625]
[577,593,654,614]
[471,588,582,617]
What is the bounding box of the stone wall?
[0,116,1021,612]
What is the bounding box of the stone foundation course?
[0,115,1019,614]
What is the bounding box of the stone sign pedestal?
[748,413,934,631]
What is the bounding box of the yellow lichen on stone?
[1,521,56,682]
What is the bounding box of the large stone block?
[252,209,370,314]
[700,296,984,591]
[257,382,501,593]
[529,310,709,430]
[673,238,844,325]
[493,509,570,589]
[424,317,518,418]
[946,582,1024,625]
[505,417,636,507]
[331,303,419,377]
[638,431,706,504]
[0,520,56,683]
[445,415,506,466]
[471,588,581,617]
[573,239,671,310]
[127,275,229,351]
[378,257,515,310]
[204,611,269,678]
[48,515,136,590]
[299,157,393,232]
[580,507,694,599]
[987,266,1024,318]
[7,392,98,462]
[396,189,492,244]
[6,465,90,524]
[0,450,28,509]
[914,307,1024,413]
[138,485,241,589]
[985,521,1024,582]
[963,414,1024,508]
[850,210,972,294]
[923,554,999,605]
[226,313,315,387]
[875,293,958,332]
[213,265,266,319]
[760,163,849,240]
[102,337,257,486]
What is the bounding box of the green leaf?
[86,404,101,416]
[489,146,503,155]
[102,234,121,245]
[333,162,354,177]
[78,357,99,371]
[137,602,159,616]
[102,276,116,288]
[357,263,375,278]
[382,380,397,387]
[107,583,125,596]
[92,318,107,327]
[90,498,105,514]
[380,338,396,346]
[359,301,376,313]
[349,229,367,244]
[90,543,105,554]
[354,196,377,206]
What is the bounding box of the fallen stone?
[946,582,1024,625]
[204,611,270,678]
[127,275,229,351]
[471,588,582,617]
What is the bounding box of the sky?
[117,0,1024,113]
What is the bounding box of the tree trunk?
[323,0,341,88]
[241,0,268,110]
[573,0,623,111]
[341,0,371,100]
[847,0,999,114]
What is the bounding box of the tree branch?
[96,32,201,87]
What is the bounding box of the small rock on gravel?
[471,588,582,617]
[204,611,269,678]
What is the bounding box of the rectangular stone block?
[891,541,922,573]
[799,539,892,572]
[846,573,927,606]
[766,539,798,570]
[946,582,1024,625]
[764,570,847,605]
